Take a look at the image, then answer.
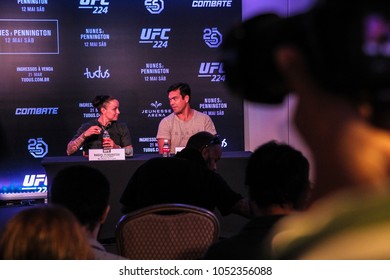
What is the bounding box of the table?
[41,151,252,241]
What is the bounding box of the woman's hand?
[83,125,101,138]
[102,137,116,149]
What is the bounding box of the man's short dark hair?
[50,165,110,232]
[167,82,191,102]
[186,131,220,151]
[246,140,310,209]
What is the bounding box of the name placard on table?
[89,148,125,161]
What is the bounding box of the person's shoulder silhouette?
[204,140,310,260]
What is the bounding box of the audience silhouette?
[120,131,251,218]
[223,0,390,259]
[204,140,310,259]
[50,165,127,259]
[0,205,92,260]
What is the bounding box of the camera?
[221,0,390,106]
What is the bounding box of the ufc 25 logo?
[144,0,164,14]
[28,138,48,158]
[203,28,222,48]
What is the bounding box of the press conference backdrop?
[0,0,243,194]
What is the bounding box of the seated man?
[156,82,217,154]
[174,131,222,172]
[204,140,311,259]
[120,131,251,217]
[50,165,127,260]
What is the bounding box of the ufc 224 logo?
[139,28,171,48]
[198,62,225,82]
[23,174,47,188]
[79,0,109,14]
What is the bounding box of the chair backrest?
[115,203,220,259]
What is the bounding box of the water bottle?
[162,139,170,157]
[102,129,110,149]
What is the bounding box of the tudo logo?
[84,66,110,79]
